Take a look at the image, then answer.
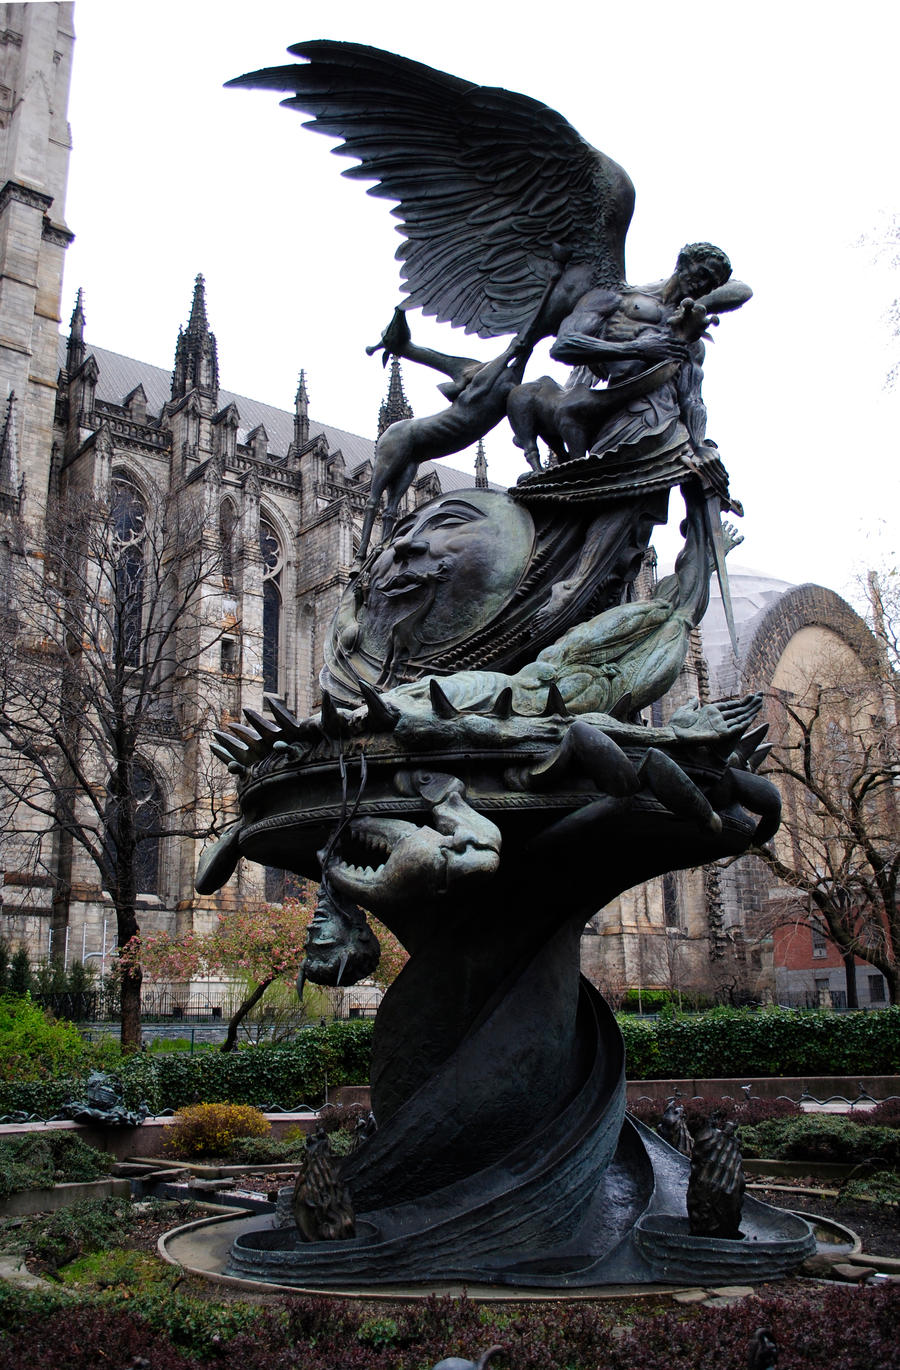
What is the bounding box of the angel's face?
[677,257,729,299]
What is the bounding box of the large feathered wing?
[228,41,635,338]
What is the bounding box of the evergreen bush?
[116,1019,373,1113]
[7,949,32,997]
[0,1132,112,1197]
[739,1114,900,1165]
[0,1008,894,1118]
[0,995,93,1082]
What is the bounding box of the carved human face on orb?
[357,488,535,668]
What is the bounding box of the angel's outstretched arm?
[366,307,479,385]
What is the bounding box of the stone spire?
[377,355,413,437]
[474,438,488,489]
[65,288,85,375]
[171,274,219,401]
[0,393,20,507]
[294,369,309,447]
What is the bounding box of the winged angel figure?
[230,42,750,620]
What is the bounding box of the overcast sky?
[60,0,899,600]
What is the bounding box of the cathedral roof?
[57,338,478,493]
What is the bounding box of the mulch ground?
[752,1185,899,1258]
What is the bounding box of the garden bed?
[751,1185,899,1260]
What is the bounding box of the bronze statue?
[747,1327,778,1370]
[63,1071,148,1127]
[658,1098,693,1158]
[290,1126,356,1243]
[430,1351,505,1370]
[354,284,556,565]
[229,45,750,624]
[209,40,817,1291]
[687,1111,746,1240]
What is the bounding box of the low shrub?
[0,1282,896,1370]
[0,1132,112,1197]
[628,1093,801,1130]
[740,1114,900,1165]
[227,1124,355,1165]
[164,1102,270,1158]
[868,1096,900,1128]
[840,1169,900,1204]
[0,1195,135,1268]
[227,1134,309,1165]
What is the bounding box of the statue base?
[225,1113,815,1289]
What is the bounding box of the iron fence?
[36,985,381,1023]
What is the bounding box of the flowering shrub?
[121,893,407,996]
[163,1102,270,1158]
[120,892,407,1051]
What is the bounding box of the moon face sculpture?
[326,489,536,695]
[204,42,814,1289]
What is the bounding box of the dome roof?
[701,564,795,695]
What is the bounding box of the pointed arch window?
[111,480,146,667]
[260,518,282,694]
[133,762,164,896]
[662,870,682,929]
[104,761,164,898]
[219,500,237,590]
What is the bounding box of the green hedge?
[1,1009,897,1118]
[0,1077,87,1119]
[116,1020,374,1114]
[618,1006,900,1080]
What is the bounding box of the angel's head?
[674,243,732,299]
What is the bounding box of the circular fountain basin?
[634,1210,817,1284]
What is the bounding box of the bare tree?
[0,477,230,1046]
[858,213,900,389]
[751,612,900,1005]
